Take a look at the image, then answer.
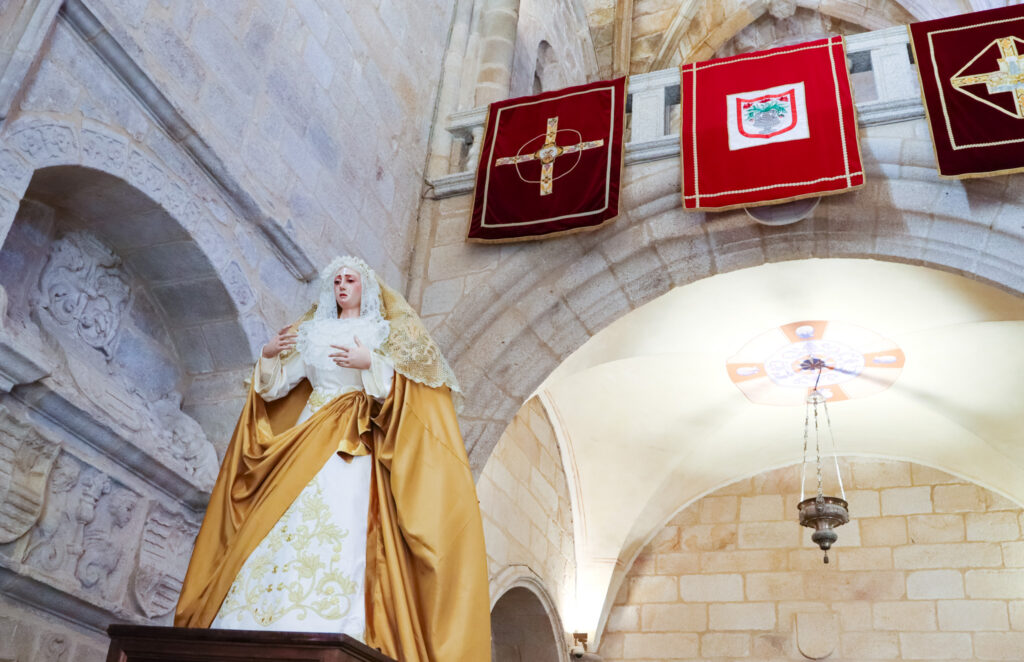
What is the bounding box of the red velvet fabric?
[911,5,1024,178]
[680,37,863,210]
[468,77,625,242]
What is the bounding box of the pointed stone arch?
[490,569,569,662]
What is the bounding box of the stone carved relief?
[0,148,31,192]
[132,503,198,618]
[22,454,80,573]
[37,232,130,358]
[126,149,167,203]
[22,454,140,601]
[8,122,77,166]
[81,128,128,173]
[75,485,138,600]
[0,408,61,543]
[152,396,218,489]
[38,633,69,662]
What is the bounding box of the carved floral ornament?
[38,231,130,358]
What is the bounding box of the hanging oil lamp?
[797,364,849,564]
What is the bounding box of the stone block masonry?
[599,458,1024,661]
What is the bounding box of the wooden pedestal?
[105,625,396,662]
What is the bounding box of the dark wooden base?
[105,625,396,662]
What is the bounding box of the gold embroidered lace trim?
[377,280,462,400]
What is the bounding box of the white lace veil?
[313,255,386,325]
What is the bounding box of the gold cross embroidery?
[951,37,1024,119]
[494,116,605,196]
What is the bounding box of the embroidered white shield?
[726,81,810,151]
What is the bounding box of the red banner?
[911,5,1024,178]
[468,78,626,242]
[680,37,864,210]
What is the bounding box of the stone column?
[611,0,633,78]
[473,0,520,106]
[0,0,62,123]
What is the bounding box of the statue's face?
[334,267,362,315]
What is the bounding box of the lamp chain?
[813,367,823,501]
[801,399,810,502]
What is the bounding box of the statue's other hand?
[329,335,371,370]
[262,326,298,359]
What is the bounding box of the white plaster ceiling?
[535,258,1024,630]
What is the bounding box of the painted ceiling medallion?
[727,320,904,405]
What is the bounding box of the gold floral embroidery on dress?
[216,482,358,627]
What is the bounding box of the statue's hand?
[262,325,297,359]
[330,336,371,370]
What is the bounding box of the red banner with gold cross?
[467,77,626,243]
[680,36,864,210]
[910,5,1024,178]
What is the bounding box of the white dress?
[210,317,393,637]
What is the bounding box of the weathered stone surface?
[37,231,131,358]
[132,502,199,618]
[0,408,61,543]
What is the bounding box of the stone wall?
[478,397,576,618]
[81,0,458,286]
[597,459,1024,661]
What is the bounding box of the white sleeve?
[253,350,307,402]
[360,352,394,400]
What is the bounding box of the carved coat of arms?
[133,503,198,618]
[0,409,60,544]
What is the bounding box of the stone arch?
[0,114,290,449]
[0,117,262,320]
[532,40,562,95]
[490,569,568,662]
[446,144,1024,475]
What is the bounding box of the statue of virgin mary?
[174,256,491,662]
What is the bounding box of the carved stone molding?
[37,231,131,359]
[81,125,128,174]
[0,334,49,393]
[7,120,78,168]
[0,407,60,543]
[11,382,209,511]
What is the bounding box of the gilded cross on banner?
[494,116,605,196]
[951,37,1024,118]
